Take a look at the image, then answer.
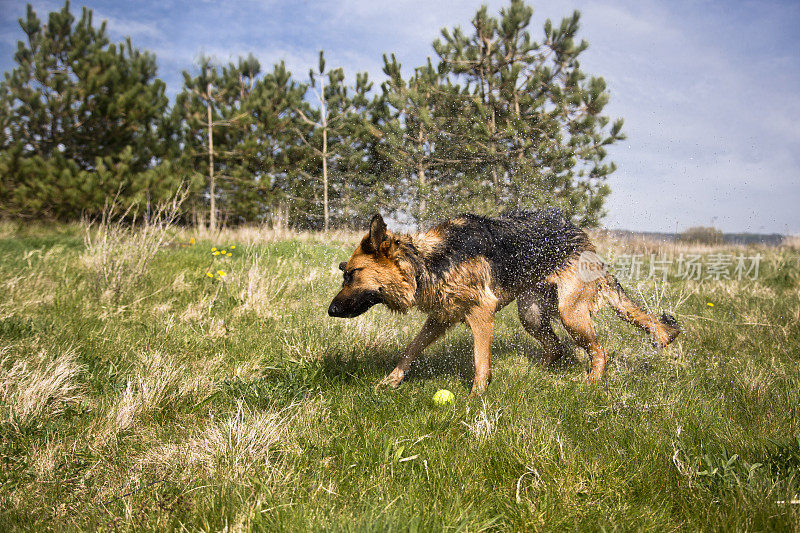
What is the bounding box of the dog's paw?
[469,377,490,398]
[375,368,404,391]
[585,371,604,384]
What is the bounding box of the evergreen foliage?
[0,0,625,229]
[292,51,376,230]
[379,0,624,225]
[0,1,175,220]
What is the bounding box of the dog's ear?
[339,261,347,271]
[368,213,387,253]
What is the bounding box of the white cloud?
[93,11,164,40]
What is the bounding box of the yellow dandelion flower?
[217,270,226,277]
[220,250,226,254]
[190,237,196,245]
[227,252,232,257]
[213,251,220,256]
[230,245,236,249]
[707,302,714,307]
[206,272,213,278]
[211,247,217,251]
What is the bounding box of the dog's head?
[328,214,417,318]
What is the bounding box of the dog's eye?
[394,239,400,245]
[343,269,359,284]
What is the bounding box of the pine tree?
[0,1,174,220]
[0,0,623,229]
[174,57,251,229]
[327,71,376,228]
[377,54,477,223]
[175,56,310,228]
[294,51,373,231]
[379,0,624,226]
[237,60,308,226]
[209,55,261,227]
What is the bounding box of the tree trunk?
[417,127,427,220]
[207,84,217,232]
[321,74,329,232]
[489,107,499,206]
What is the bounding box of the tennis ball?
[432,389,454,406]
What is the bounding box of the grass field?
[0,220,799,531]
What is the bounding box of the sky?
[1,0,799,234]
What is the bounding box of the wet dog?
[328,210,680,395]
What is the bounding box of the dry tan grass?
[177,224,361,247]
[0,347,86,428]
[179,295,214,323]
[589,229,763,256]
[138,401,298,484]
[29,435,65,481]
[0,221,18,238]
[100,351,218,442]
[462,399,502,443]
[782,235,800,250]
[82,192,185,301]
[191,401,292,476]
[0,248,70,315]
[232,253,291,319]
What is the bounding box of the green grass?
[0,223,798,531]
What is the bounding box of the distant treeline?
[0,0,624,230]
[607,230,786,247]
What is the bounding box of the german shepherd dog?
[328,210,680,395]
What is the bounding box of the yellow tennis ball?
[432,389,454,406]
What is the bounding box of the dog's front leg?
[465,296,498,396]
[377,316,449,390]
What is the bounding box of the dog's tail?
[599,273,680,347]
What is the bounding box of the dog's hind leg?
[517,289,564,366]
[552,267,608,382]
[560,303,607,383]
[377,316,450,390]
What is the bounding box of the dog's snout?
[328,301,343,317]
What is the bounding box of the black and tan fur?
[328,210,680,395]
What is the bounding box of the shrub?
[678,226,724,245]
